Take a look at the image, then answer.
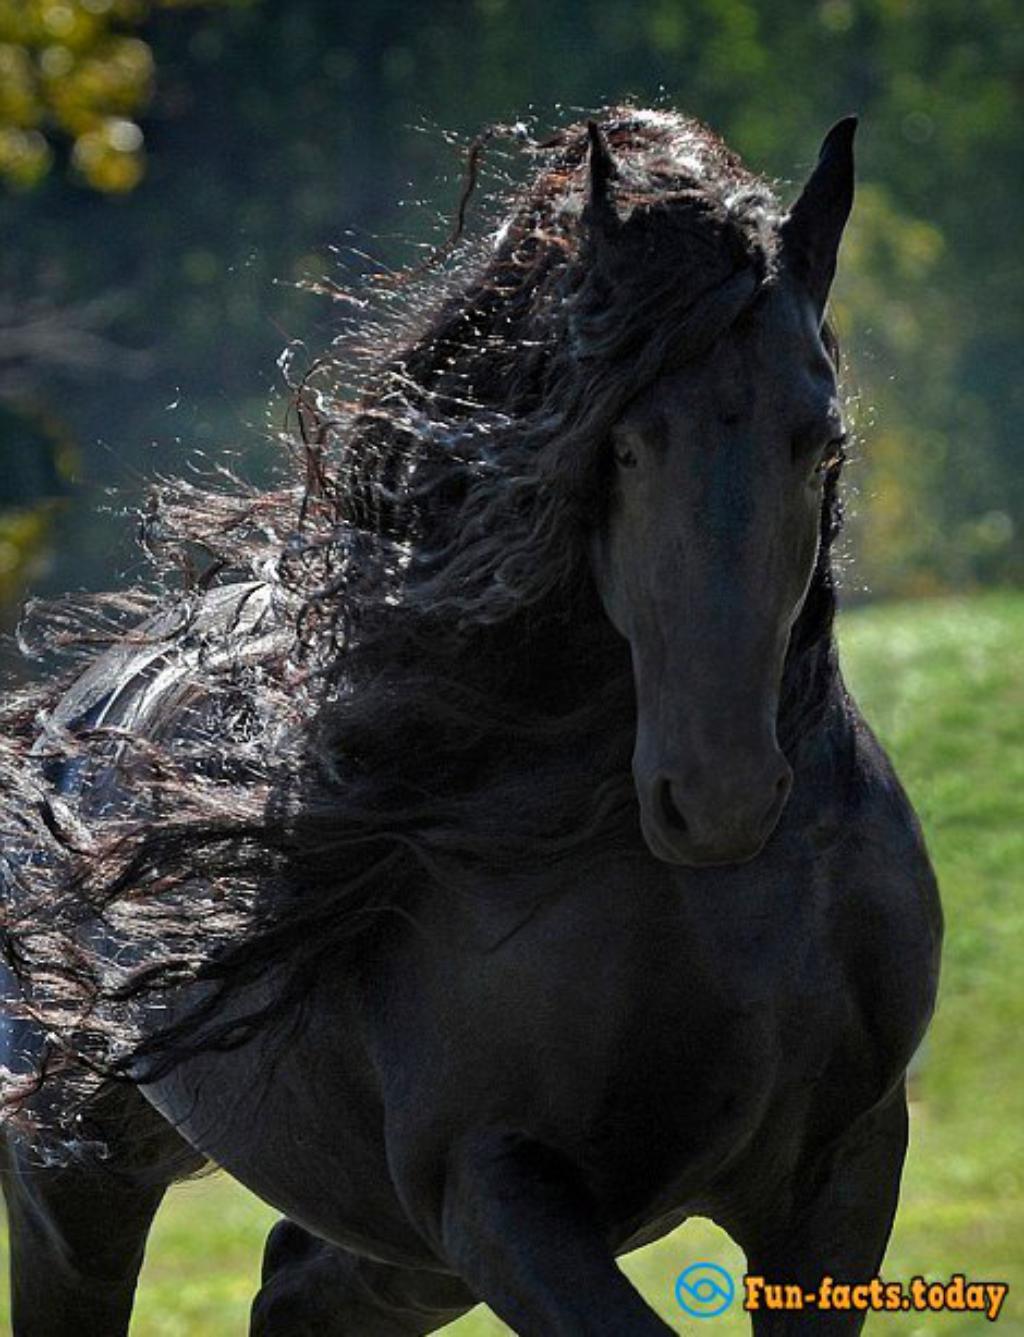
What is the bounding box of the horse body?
[1,108,942,1334]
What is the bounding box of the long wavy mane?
[0,107,845,1132]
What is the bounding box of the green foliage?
[0,500,59,605]
[0,0,244,192]
[3,593,1018,1332]
[0,404,74,607]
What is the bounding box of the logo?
[675,1262,736,1319]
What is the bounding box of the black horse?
[0,108,941,1334]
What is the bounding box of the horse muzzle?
[636,752,793,867]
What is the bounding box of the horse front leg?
[734,1083,910,1335]
[1,1082,202,1337]
[440,1129,674,1336]
[3,1134,168,1337]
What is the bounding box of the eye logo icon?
[675,1262,735,1318]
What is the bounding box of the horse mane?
[0,106,846,1133]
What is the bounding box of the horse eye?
[613,443,639,469]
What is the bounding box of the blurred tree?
[0,0,246,192]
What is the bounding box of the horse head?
[587,119,855,866]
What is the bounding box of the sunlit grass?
[2,593,1021,1333]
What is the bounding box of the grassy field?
[2,593,1022,1334]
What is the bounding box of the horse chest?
[356,869,860,1221]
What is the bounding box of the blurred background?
[0,1,1021,1332]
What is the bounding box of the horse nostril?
[658,778,688,833]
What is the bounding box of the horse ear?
[780,116,857,316]
[583,120,620,241]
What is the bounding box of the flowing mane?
[0,107,845,1129]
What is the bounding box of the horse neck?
[776,572,845,759]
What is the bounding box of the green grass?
[2,593,1022,1334]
